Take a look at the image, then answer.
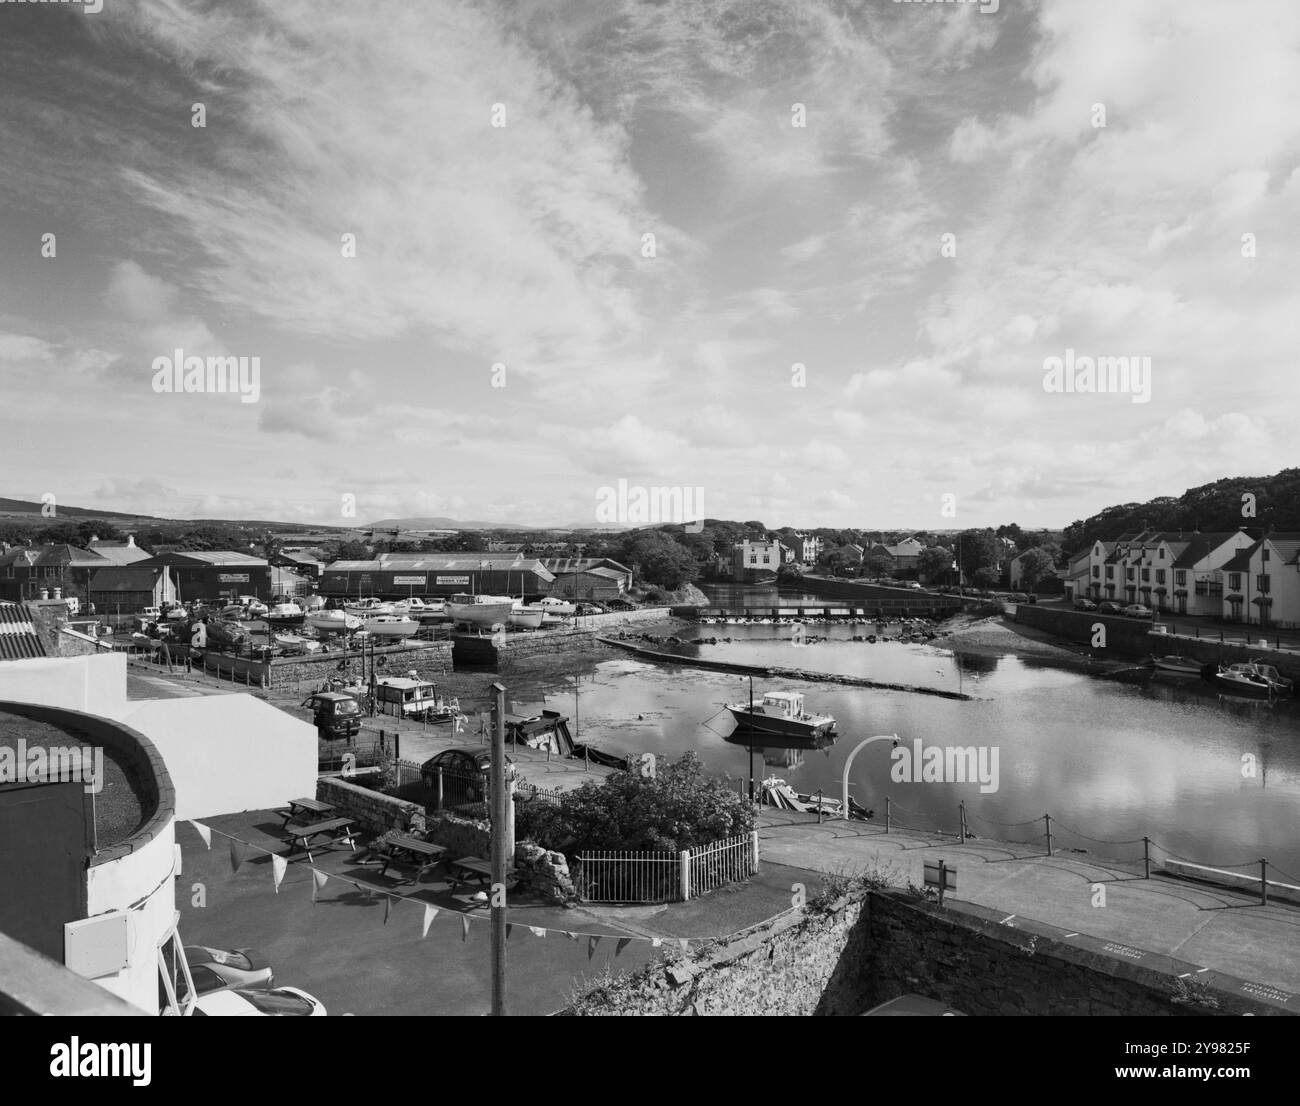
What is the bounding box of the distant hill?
[1061,469,1300,554]
[364,516,544,531]
[0,496,168,523]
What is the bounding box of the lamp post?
[840,734,900,819]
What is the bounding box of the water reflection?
[722,724,838,769]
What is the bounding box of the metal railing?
[689,833,758,898]
[577,832,758,904]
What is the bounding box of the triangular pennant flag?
[271,853,288,893]
[651,938,662,948]
[564,931,579,943]
[461,914,471,941]
[229,839,245,874]
[506,923,513,939]
[528,926,545,938]
[588,935,601,960]
[362,883,375,902]
[615,938,631,957]
[422,904,438,938]
[383,895,392,925]
[311,869,328,903]
[189,821,212,849]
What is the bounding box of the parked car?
[1073,598,1097,611]
[183,946,273,996]
[1097,601,1124,615]
[420,746,513,800]
[191,986,326,1017]
[302,691,362,739]
[1122,604,1153,618]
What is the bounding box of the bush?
[558,751,754,853]
[515,800,576,852]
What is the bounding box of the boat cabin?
[374,677,454,718]
[760,691,807,718]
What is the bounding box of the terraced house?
[1218,533,1300,630]
[1080,529,1256,616]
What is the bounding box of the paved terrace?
[758,809,1300,1006]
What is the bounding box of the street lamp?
[840,734,900,819]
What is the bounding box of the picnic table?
[445,855,493,891]
[377,835,447,883]
[276,797,336,827]
[284,816,357,863]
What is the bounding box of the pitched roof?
[87,539,151,566]
[1264,533,1300,565]
[0,603,48,660]
[1169,532,1241,568]
[1221,541,1261,574]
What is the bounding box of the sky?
[0,0,1295,531]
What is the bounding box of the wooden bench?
[284,817,357,863]
[276,797,336,827]
[377,836,447,883]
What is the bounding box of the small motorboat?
[1150,655,1202,676]
[206,619,247,648]
[362,615,421,639]
[306,609,362,633]
[274,633,321,654]
[726,690,836,738]
[445,594,513,631]
[1246,660,1293,695]
[266,602,306,627]
[535,596,576,617]
[1211,663,1277,698]
[345,597,394,617]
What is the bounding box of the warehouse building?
[321,553,555,600]
[87,567,176,614]
[542,558,633,600]
[133,551,272,603]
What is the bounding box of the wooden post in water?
[1143,836,1151,879]
[1044,813,1053,857]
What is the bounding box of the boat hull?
[306,611,361,633]
[1151,657,1201,675]
[1213,674,1273,698]
[446,602,512,629]
[362,618,420,638]
[509,609,545,629]
[727,707,835,739]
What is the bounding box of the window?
[1229,573,1241,591]
[1141,568,1150,582]
[1156,570,1165,584]
[158,929,197,1016]
[1263,547,1271,562]
[1126,567,1134,579]
[1257,575,1270,594]
[1158,549,1165,560]
[1175,570,1185,586]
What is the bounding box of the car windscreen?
[335,700,360,716]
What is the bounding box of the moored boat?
[362,615,420,638]
[306,609,362,633]
[1150,654,1202,676]
[274,632,321,654]
[726,690,836,738]
[508,607,545,629]
[205,619,247,648]
[1212,663,1277,698]
[345,597,394,617]
[266,602,306,627]
[536,596,576,617]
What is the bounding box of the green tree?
[956,529,1001,578]
[917,546,954,582]
[1017,548,1057,591]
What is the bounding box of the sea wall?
[563,891,1290,1016]
[454,608,672,669]
[316,775,426,835]
[1013,605,1300,681]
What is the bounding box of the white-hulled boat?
[445,594,513,630]
[274,633,321,654]
[362,615,421,639]
[306,609,362,633]
[1150,655,1202,676]
[509,607,545,629]
[536,596,576,616]
[1212,663,1277,698]
[726,690,836,738]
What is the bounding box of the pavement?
[175,813,822,1016]
[757,809,1300,1005]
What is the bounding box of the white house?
[1218,533,1300,629]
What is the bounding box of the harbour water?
[493,589,1300,883]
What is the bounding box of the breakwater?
[597,637,974,700]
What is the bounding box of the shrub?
[558,751,754,853]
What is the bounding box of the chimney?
[127,535,136,547]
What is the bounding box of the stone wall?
[563,891,1289,1016]
[315,775,425,835]
[1013,605,1300,681]
[425,811,491,860]
[454,609,672,669]
[268,640,453,691]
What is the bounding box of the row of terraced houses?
[1064,528,1300,628]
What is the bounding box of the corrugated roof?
[87,540,151,566]
[143,551,268,566]
[0,603,48,660]
[541,557,631,575]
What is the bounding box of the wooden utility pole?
[491,681,507,1016]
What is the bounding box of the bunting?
[587,935,601,960]
[311,869,329,904]
[189,821,212,849]
[271,853,288,893]
[529,926,546,938]
[506,923,513,939]
[615,938,631,957]
[422,905,438,938]
[461,915,471,941]
[229,839,245,874]
[383,895,392,925]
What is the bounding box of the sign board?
[923,860,957,891]
[392,575,425,585]
[65,911,130,979]
[436,575,470,585]
[217,573,250,584]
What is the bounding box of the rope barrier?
[1046,820,1148,847]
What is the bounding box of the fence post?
[436,766,444,810]
[679,850,691,902]
[394,732,400,761]
[959,800,966,845]
[1143,836,1151,879]
[884,796,891,834]
[816,788,823,824]
[1044,813,1053,857]
[1261,859,1268,906]
[751,830,760,872]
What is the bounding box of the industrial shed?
[320,554,555,600]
